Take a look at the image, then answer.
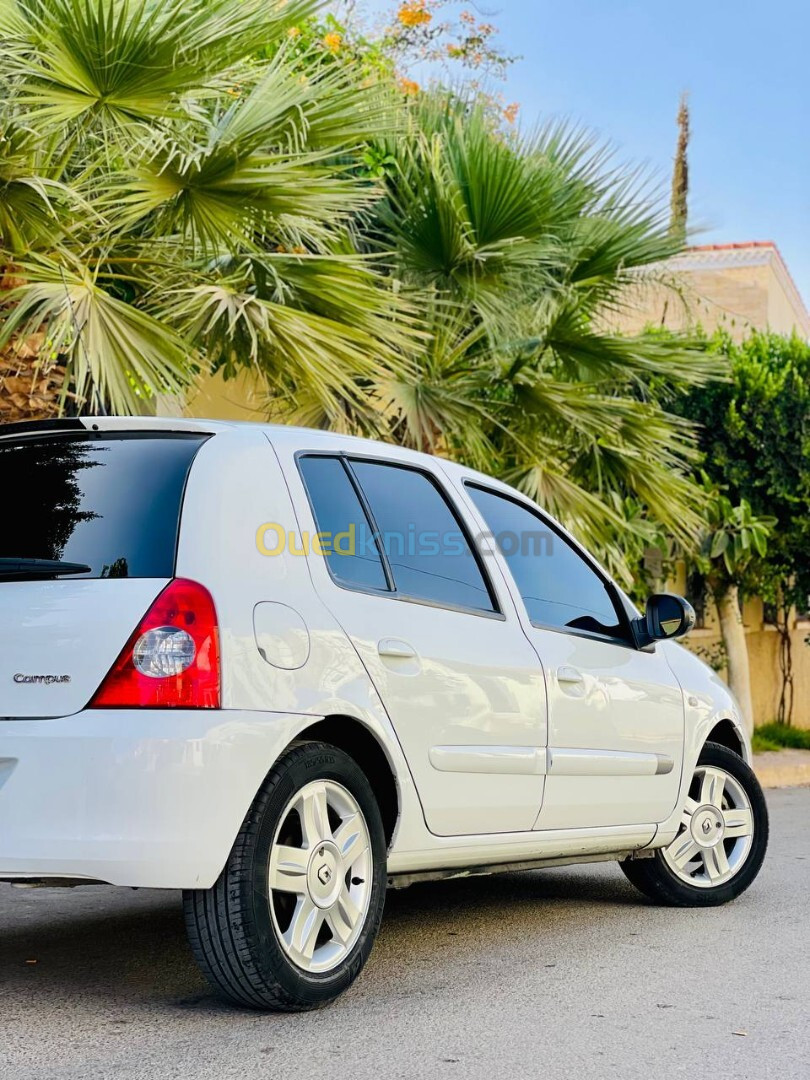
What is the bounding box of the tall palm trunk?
[1,262,65,422]
[715,584,754,735]
[0,337,66,423]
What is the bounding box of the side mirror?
[633,593,696,647]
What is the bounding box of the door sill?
[388,848,642,890]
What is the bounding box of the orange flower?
[503,102,520,125]
[287,26,301,39]
[323,31,342,53]
[399,77,420,96]
[397,2,432,28]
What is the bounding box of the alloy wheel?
[662,765,754,888]
[268,779,373,973]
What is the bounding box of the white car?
[0,417,767,1010]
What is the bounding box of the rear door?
[279,448,547,837]
[0,427,207,718]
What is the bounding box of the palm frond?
[106,140,375,253]
[221,50,399,153]
[8,0,322,129]
[376,100,566,321]
[378,310,494,460]
[506,452,628,552]
[253,253,421,352]
[523,301,721,388]
[1,254,193,413]
[161,269,412,428]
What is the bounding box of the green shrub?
[753,723,810,752]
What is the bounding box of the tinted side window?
[0,432,207,579]
[351,461,496,613]
[298,456,388,591]
[467,486,623,637]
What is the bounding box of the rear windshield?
[0,431,208,579]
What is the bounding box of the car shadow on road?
[0,865,644,1014]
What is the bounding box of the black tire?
[183,741,387,1011]
[621,741,768,907]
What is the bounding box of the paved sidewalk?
[754,748,810,789]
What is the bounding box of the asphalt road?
[1,787,808,1080]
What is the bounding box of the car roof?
[0,415,449,468]
[0,414,527,496]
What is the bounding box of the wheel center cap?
[691,804,725,848]
[307,841,342,909]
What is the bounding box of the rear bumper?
[0,709,307,888]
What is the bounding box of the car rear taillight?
[90,579,220,708]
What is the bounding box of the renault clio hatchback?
[0,417,768,1010]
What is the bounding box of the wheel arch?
[705,717,746,760]
[291,715,400,848]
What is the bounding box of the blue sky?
[359,0,810,305]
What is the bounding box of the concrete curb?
[753,749,810,789]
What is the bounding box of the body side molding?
[548,748,674,777]
[429,745,546,776]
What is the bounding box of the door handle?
[378,638,417,660]
[556,666,584,685]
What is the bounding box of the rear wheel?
[621,741,768,906]
[183,741,387,1010]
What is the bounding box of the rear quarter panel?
[175,428,424,852]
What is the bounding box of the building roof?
[688,241,778,252]
[671,241,809,337]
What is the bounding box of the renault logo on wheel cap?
[702,819,713,834]
[317,864,332,885]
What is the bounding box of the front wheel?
[183,741,387,1010]
[621,741,768,906]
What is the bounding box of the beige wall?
[668,560,808,728]
[613,256,810,342]
[684,622,810,730]
[764,262,810,336]
[184,368,271,423]
[669,562,807,729]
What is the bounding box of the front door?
[462,482,685,831]
[277,447,547,837]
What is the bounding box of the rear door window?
[0,431,207,579]
[350,460,497,614]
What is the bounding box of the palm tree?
[0,0,411,420]
[348,97,719,579]
[1,7,718,587]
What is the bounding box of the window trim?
[463,480,637,648]
[295,450,504,621]
[296,451,392,596]
[341,457,397,592]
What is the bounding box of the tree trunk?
[1,264,70,423]
[715,585,755,735]
[776,597,794,727]
[0,338,67,423]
